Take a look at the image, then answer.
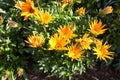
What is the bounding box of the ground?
[16,61,120,80]
[16,66,120,80]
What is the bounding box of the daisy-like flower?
[89,19,108,36]
[67,44,84,61]
[76,33,92,50]
[93,39,114,62]
[57,25,77,39]
[62,0,72,4]
[102,6,113,15]
[36,10,53,25]
[78,7,85,16]
[49,34,70,50]
[25,33,45,48]
[15,0,38,20]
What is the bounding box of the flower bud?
[4,70,10,80]
[0,15,3,23]
[17,68,24,77]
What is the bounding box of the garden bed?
[17,62,120,80]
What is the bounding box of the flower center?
[29,8,34,13]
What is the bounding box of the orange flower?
[76,33,92,50]
[36,10,53,24]
[15,0,38,20]
[67,44,84,61]
[102,6,113,15]
[49,34,70,50]
[0,15,3,22]
[57,25,77,39]
[25,33,45,48]
[89,19,107,36]
[62,0,72,4]
[78,7,85,16]
[93,39,114,62]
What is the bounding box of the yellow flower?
[25,33,45,48]
[93,39,114,62]
[49,34,70,50]
[57,25,77,39]
[89,19,108,36]
[78,7,85,16]
[102,6,113,15]
[76,33,92,50]
[62,0,72,4]
[67,44,84,61]
[15,0,38,20]
[36,10,53,24]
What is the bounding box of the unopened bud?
[4,70,10,80]
[17,68,24,77]
[7,21,18,28]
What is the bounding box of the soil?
[16,59,120,80]
[16,65,120,80]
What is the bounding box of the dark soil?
[16,65,120,80]
[16,59,120,80]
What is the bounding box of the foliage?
[0,0,120,79]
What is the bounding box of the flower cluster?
[14,0,114,62]
[3,0,115,79]
[15,0,53,24]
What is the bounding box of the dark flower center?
[29,8,35,13]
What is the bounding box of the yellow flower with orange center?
[89,19,108,36]
[15,0,38,20]
[36,10,53,24]
[78,7,85,16]
[67,44,84,61]
[102,6,113,15]
[49,34,70,50]
[93,39,114,62]
[25,33,45,48]
[62,0,72,4]
[76,33,92,50]
[57,25,77,39]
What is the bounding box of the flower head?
[93,39,114,62]
[62,0,72,4]
[15,0,38,20]
[102,6,113,15]
[67,44,84,61]
[78,7,85,16]
[89,19,107,36]
[49,34,70,50]
[57,25,77,39]
[76,33,92,50]
[25,33,45,48]
[36,10,53,24]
